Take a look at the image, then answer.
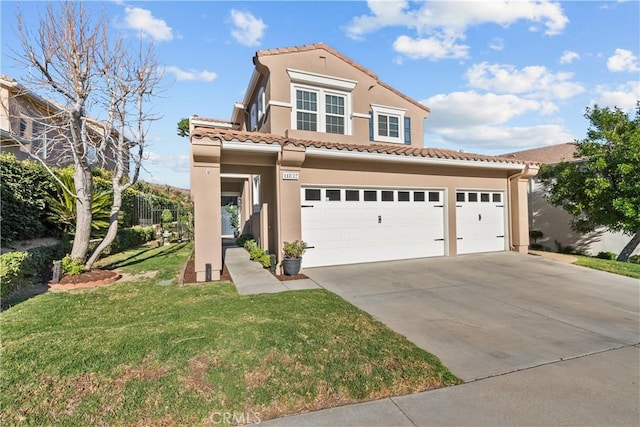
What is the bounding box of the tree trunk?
[70,165,93,261]
[85,185,122,269]
[617,226,640,262]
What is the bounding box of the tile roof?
[192,127,530,166]
[501,143,578,164]
[256,42,430,114]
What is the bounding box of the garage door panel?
[456,191,506,255]
[301,188,445,268]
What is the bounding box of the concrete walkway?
[224,246,319,295]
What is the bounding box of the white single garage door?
[456,191,506,255]
[301,187,446,268]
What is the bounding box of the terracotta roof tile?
[256,42,429,113]
[501,143,578,164]
[192,127,529,166]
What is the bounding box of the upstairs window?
[288,68,355,136]
[370,105,410,144]
[325,94,345,134]
[296,89,318,131]
[293,86,348,134]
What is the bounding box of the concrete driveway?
[262,252,639,426]
[305,252,639,382]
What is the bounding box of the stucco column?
[510,165,539,253]
[276,145,306,271]
[191,137,222,281]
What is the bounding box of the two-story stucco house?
[189,43,538,281]
[1,73,124,171]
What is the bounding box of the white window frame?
[291,83,352,135]
[371,104,406,144]
[287,68,355,136]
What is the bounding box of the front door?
[221,196,238,237]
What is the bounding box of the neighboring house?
[0,74,124,171]
[502,143,639,257]
[189,43,539,281]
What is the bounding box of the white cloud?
[422,91,556,128]
[230,10,267,47]
[466,62,584,100]
[592,81,640,111]
[124,7,173,42]
[165,66,217,82]
[393,35,469,60]
[489,37,504,51]
[560,50,580,64]
[145,152,190,173]
[345,0,568,60]
[421,91,573,151]
[607,48,639,72]
[427,124,574,151]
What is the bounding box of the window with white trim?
[292,85,350,135]
[288,69,355,136]
[370,105,406,144]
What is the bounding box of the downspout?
[507,163,530,251]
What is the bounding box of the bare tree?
[13,1,161,268]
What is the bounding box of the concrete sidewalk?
[224,246,319,295]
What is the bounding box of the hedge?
[0,241,69,302]
[0,153,59,244]
[98,226,156,255]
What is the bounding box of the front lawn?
[573,255,640,279]
[1,242,460,425]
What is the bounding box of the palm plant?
[48,169,112,238]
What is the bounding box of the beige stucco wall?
[191,135,533,279]
[530,179,639,256]
[295,157,515,257]
[244,49,428,147]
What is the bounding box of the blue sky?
[2,1,639,189]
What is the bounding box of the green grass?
[1,242,460,425]
[573,255,640,279]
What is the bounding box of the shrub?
[236,234,254,247]
[628,255,640,264]
[258,254,271,268]
[244,239,258,252]
[0,241,69,301]
[0,251,30,297]
[61,255,84,276]
[596,251,617,260]
[283,240,308,258]
[242,239,270,269]
[106,226,155,254]
[0,153,59,244]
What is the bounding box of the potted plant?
[282,240,307,275]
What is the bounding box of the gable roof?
[501,143,578,164]
[192,127,531,167]
[255,42,430,114]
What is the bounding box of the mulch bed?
[181,256,232,284]
[49,269,121,291]
[181,254,307,284]
[272,273,309,281]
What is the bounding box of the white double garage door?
[301,187,507,268]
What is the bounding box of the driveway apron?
[304,252,639,382]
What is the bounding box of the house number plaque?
[282,172,299,181]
